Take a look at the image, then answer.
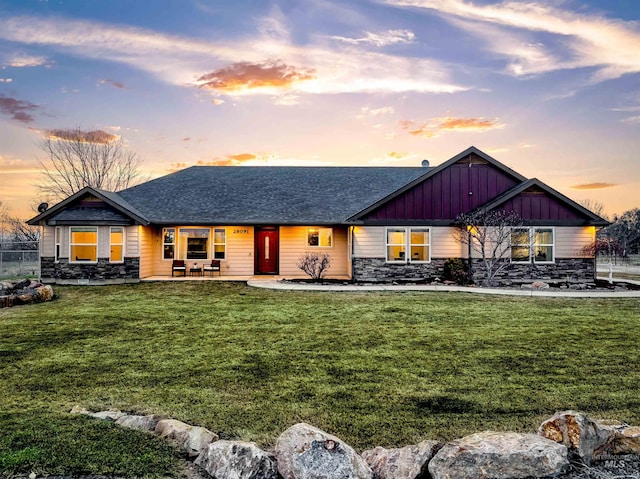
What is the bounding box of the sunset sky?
[1,0,639,220]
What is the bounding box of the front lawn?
[1,282,638,477]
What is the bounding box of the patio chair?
[203,259,221,277]
[171,259,186,277]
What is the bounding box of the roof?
[27,186,150,225]
[117,166,428,225]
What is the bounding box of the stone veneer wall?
[40,256,140,284]
[352,257,595,284]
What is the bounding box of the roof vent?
[421,159,430,167]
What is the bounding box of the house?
[27,146,608,285]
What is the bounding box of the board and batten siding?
[353,226,464,259]
[279,226,349,277]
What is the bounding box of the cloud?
[196,60,316,92]
[330,29,416,47]
[45,129,119,144]
[0,78,12,83]
[5,54,49,67]
[168,153,259,171]
[0,14,466,97]
[369,151,422,165]
[211,98,225,106]
[0,94,39,123]
[99,78,126,89]
[571,182,618,190]
[359,106,395,118]
[400,116,503,137]
[386,0,640,81]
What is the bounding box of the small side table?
[190,267,202,277]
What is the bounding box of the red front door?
[255,228,279,274]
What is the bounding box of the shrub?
[297,252,331,281]
[443,258,472,285]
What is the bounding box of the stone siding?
[40,256,140,284]
[353,257,595,284]
[471,258,596,286]
[353,258,447,282]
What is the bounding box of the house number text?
[233,228,249,234]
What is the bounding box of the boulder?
[531,281,550,290]
[90,409,127,421]
[34,285,54,302]
[275,423,373,479]
[116,414,163,431]
[428,431,569,479]
[538,411,613,464]
[361,440,441,479]
[610,426,640,454]
[195,440,278,479]
[14,278,31,290]
[70,405,90,415]
[155,419,218,457]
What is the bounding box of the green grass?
[1,282,639,477]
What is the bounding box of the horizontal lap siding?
[226,227,254,275]
[556,227,595,258]
[125,226,139,256]
[139,226,155,278]
[41,226,55,257]
[279,226,349,277]
[353,226,464,259]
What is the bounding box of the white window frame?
[110,226,125,263]
[55,226,61,262]
[385,227,431,263]
[69,226,98,263]
[163,228,176,260]
[510,227,531,264]
[510,227,555,264]
[306,227,333,248]
[533,227,555,264]
[213,228,226,260]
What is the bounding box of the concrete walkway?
[248,279,640,298]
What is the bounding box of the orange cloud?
[0,94,39,123]
[571,182,618,190]
[168,153,259,172]
[196,60,316,92]
[46,129,119,144]
[401,116,503,138]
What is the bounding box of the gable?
[45,193,135,225]
[357,151,521,223]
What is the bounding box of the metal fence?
[0,241,39,280]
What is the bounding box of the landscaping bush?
[443,258,473,285]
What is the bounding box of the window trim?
[306,227,333,248]
[510,227,555,264]
[69,226,98,263]
[510,227,531,264]
[110,226,125,263]
[163,227,176,260]
[54,226,61,262]
[385,226,431,263]
[213,228,226,260]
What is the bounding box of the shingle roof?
[117,166,429,224]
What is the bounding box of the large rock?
[155,419,218,457]
[195,440,278,479]
[538,411,613,464]
[428,431,569,479]
[275,423,373,479]
[116,414,163,432]
[91,409,127,421]
[610,426,640,454]
[362,441,441,479]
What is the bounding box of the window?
[511,227,554,263]
[213,228,226,259]
[179,228,210,260]
[534,228,554,263]
[386,228,406,262]
[163,228,175,259]
[510,228,531,263]
[386,227,430,263]
[55,226,61,262]
[307,228,332,247]
[110,227,124,262]
[70,227,97,262]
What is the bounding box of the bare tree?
[37,128,143,200]
[297,252,331,281]
[0,200,40,245]
[454,209,524,287]
[578,199,608,221]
